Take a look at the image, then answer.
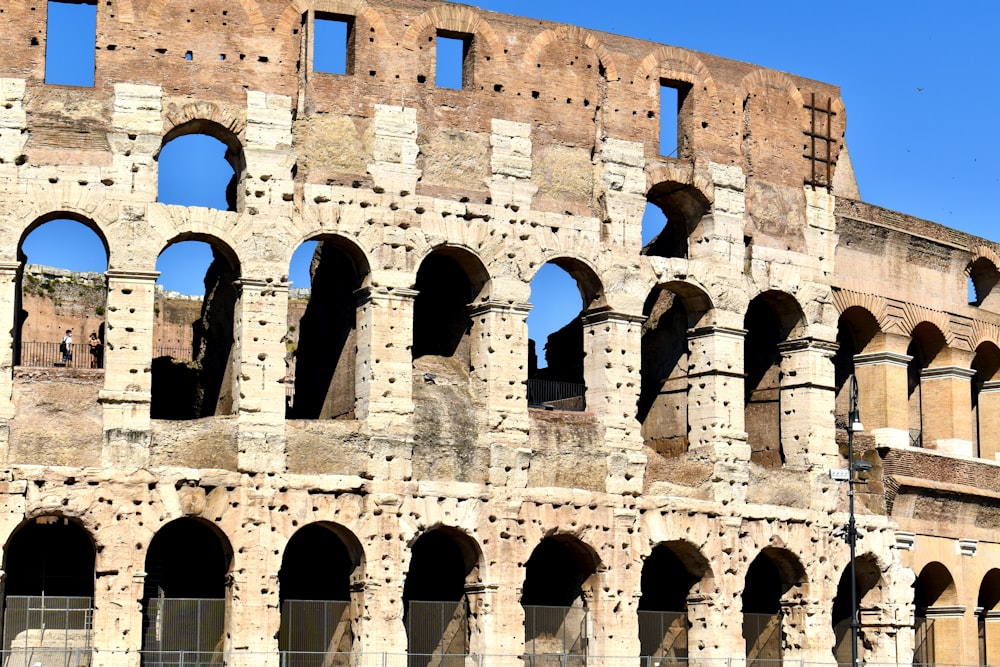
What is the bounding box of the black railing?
[527,379,586,411]
[18,342,102,369]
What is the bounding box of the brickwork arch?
[522,25,618,81]
[145,0,268,36]
[899,305,956,350]
[970,320,1000,354]
[832,290,892,336]
[634,45,718,101]
[739,69,805,108]
[645,162,715,205]
[401,5,503,60]
[275,0,388,37]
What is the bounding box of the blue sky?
[26,0,1000,354]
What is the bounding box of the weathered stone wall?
[0,0,995,663]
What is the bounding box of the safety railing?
[18,342,102,369]
[526,380,586,411]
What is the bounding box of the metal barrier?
[526,380,586,411]
[142,598,224,667]
[523,605,587,664]
[18,342,102,369]
[152,347,195,362]
[2,596,93,667]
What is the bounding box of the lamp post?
[847,374,865,667]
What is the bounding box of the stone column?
[686,326,749,503]
[100,269,158,467]
[354,286,416,428]
[981,610,1000,666]
[580,310,646,495]
[853,350,912,447]
[921,606,967,665]
[235,278,287,473]
[781,598,832,665]
[91,524,146,667]
[469,300,531,441]
[860,604,913,666]
[977,380,1000,459]
[778,338,839,469]
[920,366,976,456]
[489,119,537,211]
[368,104,421,195]
[0,261,21,424]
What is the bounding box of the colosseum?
[0,1,994,666]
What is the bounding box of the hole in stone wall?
[44,0,97,86]
[435,32,470,90]
[312,12,353,75]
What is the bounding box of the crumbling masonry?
[0,1,996,665]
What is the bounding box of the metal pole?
[848,374,860,667]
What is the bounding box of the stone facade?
[0,1,996,665]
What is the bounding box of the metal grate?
[523,605,587,666]
[803,92,837,189]
[142,598,224,667]
[405,600,468,667]
[526,380,586,411]
[638,611,687,663]
[743,612,781,667]
[2,595,93,667]
[279,600,352,667]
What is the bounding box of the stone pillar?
[368,104,420,195]
[689,162,746,263]
[778,338,839,469]
[354,286,416,428]
[982,610,1000,666]
[580,311,646,495]
[357,495,407,656]
[470,300,531,441]
[0,261,21,423]
[489,119,537,211]
[235,278,287,473]
[91,528,145,667]
[853,350,912,447]
[100,270,157,467]
[977,380,1000,459]
[686,326,749,503]
[597,137,646,248]
[782,598,832,665]
[590,510,641,658]
[921,606,967,665]
[860,605,912,666]
[921,366,975,456]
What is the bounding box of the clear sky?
[24,0,1000,359]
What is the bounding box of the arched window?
[641,182,709,260]
[2,516,95,665]
[742,548,805,667]
[913,562,958,667]
[286,238,368,419]
[142,518,233,667]
[403,528,481,665]
[151,238,239,420]
[831,554,883,662]
[638,542,710,662]
[279,523,364,664]
[158,122,244,213]
[521,535,599,662]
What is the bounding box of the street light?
[847,374,864,667]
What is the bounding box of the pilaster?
[977,380,1000,459]
[853,350,912,447]
[920,365,975,456]
[355,286,416,427]
[469,300,531,441]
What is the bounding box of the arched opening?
[742,548,805,667]
[638,541,710,662]
[527,260,604,411]
[978,569,1000,666]
[286,238,368,419]
[641,182,709,260]
[971,342,1000,459]
[2,516,95,664]
[831,555,883,662]
[279,523,364,665]
[913,562,959,666]
[142,518,233,667]
[969,257,1000,310]
[833,307,880,430]
[157,122,244,213]
[151,238,239,420]
[744,292,804,468]
[907,324,946,448]
[17,217,108,369]
[521,535,599,662]
[402,528,480,665]
[639,284,709,460]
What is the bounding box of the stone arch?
[522,25,618,81]
[278,521,365,656]
[527,255,607,313]
[968,246,1000,309]
[145,0,267,35]
[833,305,884,430]
[162,105,246,143]
[289,231,372,288]
[832,290,893,334]
[738,69,805,108]
[643,177,712,259]
[914,561,958,608]
[832,552,886,663]
[401,5,503,59]
[645,162,715,205]
[157,232,241,277]
[3,514,96,596]
[275,0,387,37]
[638,539,713,661]
[900,306,954,350]
[634,45,717,99]
[743,546,807,663]
[412,243,491,304]
[158,118,247,214]
[18,211,110,266]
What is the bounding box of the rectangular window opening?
[660,80,693,159]
[45,0,97,87]
[312,12,353,75]
[436,32,470,90]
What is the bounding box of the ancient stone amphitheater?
[0,1,995,666]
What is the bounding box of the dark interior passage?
[412,253,474,361]
[4,517,95,597]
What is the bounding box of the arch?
[831,553,885,662]
[913,561,959,666]
[968,250,1000,309]
[645,162,714,206]
[401,5,503,59]
[276,0,388,37]
[832,289,894,335]
[638,540,711,662]
[527,256,607,313]
[833,306,883,429]
[738,69,805,108]
[158,232,241,276]
[643,179,712,259]
[900,305,954,349]
[521,533,601,606]
[162,107,247,145]
[914,561,958,608]
[743,547,806,664]
[522,25,618,81]
[412,243,491,304]
[18,211,110,263]
[289,231,372,287]
[979,569,1000,666]
[278,522,365,658]
[634,45,718,99]
[145,0,267,35]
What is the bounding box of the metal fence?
[523,605,587,665]
[637,611,686,662]
[279,600,351,667]
[526,380,586,411]
[153,347,195,362]
[142,598,224,667]
[405,600,468,667]
[18,342,102,369]
[1,595,93,667]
